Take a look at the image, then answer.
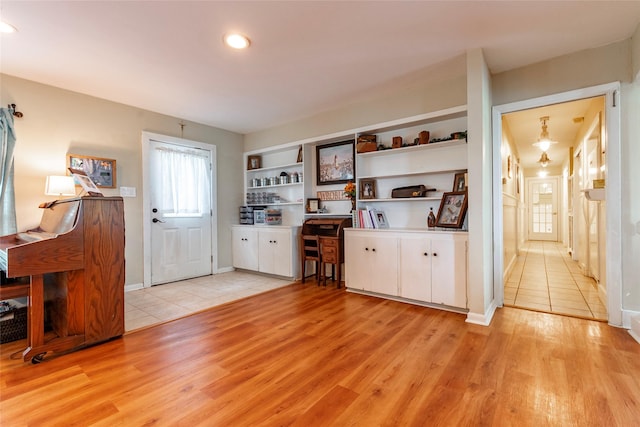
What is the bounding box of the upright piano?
[0,196,125,362]
[300,217,352,287]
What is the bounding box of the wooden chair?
[300,234,322,284]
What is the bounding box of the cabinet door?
[232,227,259,271]
[367,234,398,296]
[430,237,467,308]
[399,235,432,302]
[258,228,292,277]
[345,232,397,295]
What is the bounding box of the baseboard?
[622,309,640,330]
[465,299,499,326]
[125,282,144,292]
[629,315,640,345]
[217,266,235,274]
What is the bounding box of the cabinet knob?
[365,247,369,251]
[433,253,437,257]
[424,252,429,256]
[372,248,376,252]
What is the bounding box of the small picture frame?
[247,155,262,170]
[360,178,376,199]
[373,210,389,229]
[67,154,116,188]
[297,146,303,163]
[453,172,467,192]
[68,168,103,196]
[306,198,320,213]
[435,191,468,228]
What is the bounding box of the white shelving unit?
[353,111,468,229]
[244,145,305,226]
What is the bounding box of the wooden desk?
[301,217,351,287]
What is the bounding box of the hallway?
[504,241,607,321]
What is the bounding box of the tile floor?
[125,271,295,332]
[504,241,607,320]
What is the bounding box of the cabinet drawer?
[322,246,338,263]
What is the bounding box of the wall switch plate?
[120,186,136,197]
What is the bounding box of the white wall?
[0,74,244,286]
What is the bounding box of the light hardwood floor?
[2,283,639,426]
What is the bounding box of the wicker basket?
[1,306,27,343]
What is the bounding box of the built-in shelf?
[247,162,302,173]
[359,196,442,203]
[357,139,467,158]
[248,182,303,190]
[247,202,303,207]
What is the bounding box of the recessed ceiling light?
[0,21,17,34]
[224,33,250,49]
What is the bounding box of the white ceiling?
[1,1,639,136]
[504,97,600,174]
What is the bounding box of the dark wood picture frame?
[359,178,377,199]
[297,146,303,163]
[453,172,467,192]
[67,154,116,188]
[316,139,355,185]
[435,191,468,228]
[247,155,262,170]
[306,198,320,213]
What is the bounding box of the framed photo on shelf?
[306,198,320,213]
[435,191,468,228]
[247,155,262,170]
[373,210,389,229]
[316,139,355,185]
[360,178,377,199]
[453,172,467,192]
[67,154,116,188]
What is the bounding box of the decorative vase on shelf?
[427,207,436,228]
[351,198,356,211]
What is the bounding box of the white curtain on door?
[156,146,210,216]
[0,108,17,236]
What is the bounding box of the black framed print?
[316,140,355,185]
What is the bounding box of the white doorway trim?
[141,131,218,287]
[492,82,622,327]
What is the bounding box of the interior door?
[148,139,213,285]
[527,177,558,241]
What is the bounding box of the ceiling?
[504,97,600,175]
[1,1,639,135]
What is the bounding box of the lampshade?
[45,175,76,196]
[537,152,551,167]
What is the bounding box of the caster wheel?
[31,353,46,364]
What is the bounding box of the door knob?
[152,218,165,223]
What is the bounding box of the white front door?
[527,177,558,242]
[147,137,213,285]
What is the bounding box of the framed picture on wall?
[316,140,355,185]
[67,154,116,188]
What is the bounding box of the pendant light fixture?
[533,116,557,152]
[537,151,551,167]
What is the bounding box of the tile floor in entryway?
[124,271,294,332]
[504,241,607,321]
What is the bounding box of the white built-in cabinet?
[231,225,299,278]
[344,231,398,295]
[345,229,468,310]
[237,105,469,311]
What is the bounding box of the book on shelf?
[354,207,388,229]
